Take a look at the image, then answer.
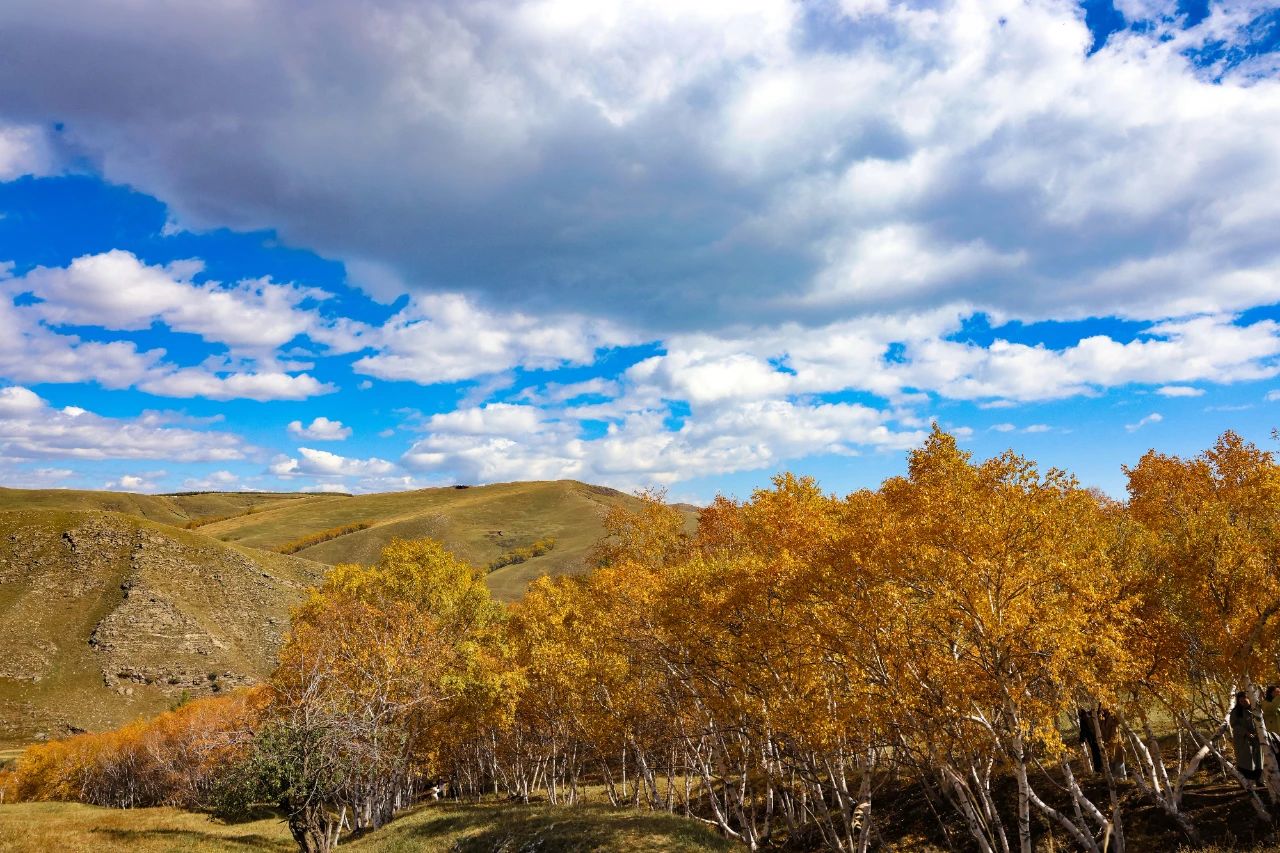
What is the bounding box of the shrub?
[487,537,556,572]
[273,522,372,555]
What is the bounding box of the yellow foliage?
[3,689,266,808]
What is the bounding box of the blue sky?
[1,0,1279,501]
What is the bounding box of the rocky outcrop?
[0,510,324,745]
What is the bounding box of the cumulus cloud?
[271,447,396,478]
[137,368,334,401]
[625,313,1280,407]
[11,250,370,355]
[3,0,1280,492]
[0,289,163,388]
[0,258,342,401]
[287,417,352,440]
[1,0,1278,330]
[353,294,629,384]
[0,385,247,461]
[104,473,162,492]
[403,400,921,487]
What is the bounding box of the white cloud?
[1125,412,1164,432]
[5,0,1280,492]
[0,386,247,461]
[138,369,335,401]
[287,416,352,441]
[179,470,240,490]
[4,0,1278,331]
[0,260,342,402]
[0,466,73,488]
[353,294,629,384]
[104,473,161,492]
[0,124,56,180]
[0,290,164,388]
[615,313,1280,409]
[403,399,920,488]
[1266,390,1280,402]
[304,483,353,494]
[989,422,1051,435]
[12,250,370,355]
[271,447,395,478]
[533,378,621,404]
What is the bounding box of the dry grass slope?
[0,510,325,748]
[0,481,699,602]
[0,801,735,852]
[0,489,313,528]
[195,480,697,601]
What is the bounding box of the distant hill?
[0,481,698,602]
[202,480,698,600]
[0,509,324,747]
[0,488,313,527]
[0,481,698,745]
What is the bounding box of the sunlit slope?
[0,799,736,852]
[0,510,324,747]
[0,481,699,603]
[202,480,695,601]
[0,488,316,527]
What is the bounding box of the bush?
[487,537,556,572]
[3,690,265,809]
[273,522,372,555]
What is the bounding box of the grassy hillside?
[0,488,313,528]
[199,480,695,601]
[0,482,698,601]
[0,510,324,747]
[0,801,735,852]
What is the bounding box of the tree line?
[4,428,1280,853]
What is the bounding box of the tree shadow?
[395,802,734,852]
[91,827,293,851]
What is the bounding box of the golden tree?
[1126,431,1280,821]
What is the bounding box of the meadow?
[0,800,733,853]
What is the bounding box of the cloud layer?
[0,0,1279,494]
[2,0,1279,332]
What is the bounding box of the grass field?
[5,798,1280,852]
[197,480,671,600]
[0,489,310,528]
[0,801,735,852]
[0,481,698,602]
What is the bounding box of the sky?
[0,0,1279,502]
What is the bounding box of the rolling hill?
[0,510,324,748]
[199,480,686,599]
[0,488,314,528]
[0,481,698,601]
[0,481,697,745]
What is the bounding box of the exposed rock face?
[0,510,324,745]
